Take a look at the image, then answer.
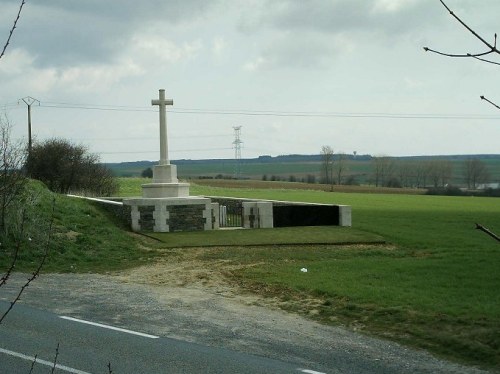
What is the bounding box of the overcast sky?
[1,0,499,163]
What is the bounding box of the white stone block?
[141,182,190,198]
[153,164,178,183]
[242,201,274,228]
[130,205,141,232]
[338,205,352,227]
[211,203,220,230]
[256,201,274,228]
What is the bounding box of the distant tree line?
[262,174,317,183]
[259,147,494,192]
[370,156,491,190]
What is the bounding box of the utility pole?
[20,96,39,157]
[232,126,242,179]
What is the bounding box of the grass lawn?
[116,178,500,368]
[168,180,500,369]
[149,226,384,247]
[2,178,498,369]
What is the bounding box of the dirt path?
[1,251,491,374]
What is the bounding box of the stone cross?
[151,89,173,165]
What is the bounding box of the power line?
[62,134,232,141]
[95,147,233,155]
[8,100,498,120]
[0,101,20,109]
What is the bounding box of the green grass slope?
[0,180,156,274]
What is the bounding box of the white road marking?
[0,347,92,374]
[298,369,327,374]
[60,316,159,339]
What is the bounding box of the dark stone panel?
[272,205,339,227]
[138,205,155,231]
[168,205,206,232]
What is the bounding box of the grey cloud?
[257,32,343,70]
[237,0,447,71]
[257,0,440,37]
[4,0,218,67]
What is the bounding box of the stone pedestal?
[142,183,190,198]
[125,160,219,232]
[152,164,178,183]
[142,164,190,198]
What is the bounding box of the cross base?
[142,162,190,198]
[152,164,178,183]
[142,182,190,198]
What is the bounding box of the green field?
[108,154,500,188]
[117,178,500,368]
[2,178,499,369]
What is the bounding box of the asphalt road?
[0,273,490,374]
[0,301,322,374]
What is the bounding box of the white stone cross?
[151,89,173,165]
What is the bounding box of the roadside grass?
[3,178,498,369]
[163,180,499,369]
[0,180,161,274]
[199,245,499,364]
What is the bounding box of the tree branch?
[0,211,27,288]
[0,197,55,324]
[475,223,500,243]
[424,1,500,64]
[480,96,500,110]
[51,343,60,374]
[0,0,26,61]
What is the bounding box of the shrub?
[141,167,153,178]
[27,138,117,196]
[426,185,464,196]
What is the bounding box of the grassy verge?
[151,179,499,369]
[196,244,500,368]
[0,180,160,274]
[149,226,384,247]
[2,178,498,369]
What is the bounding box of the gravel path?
[0,261,492,374]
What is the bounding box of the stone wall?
[168,204,206,232]
[208,196,351,228]
[124,197,214,232]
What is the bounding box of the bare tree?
[0,0,26,61]
[320,145,334,190]
[424,0,500,109]
[334,153,348,185]
[372,156,395,187]
[463,157,490,189]
[427,159,453,188]
[0,198,54,324]
[414,160,430,188]
[395,159,415,188]
[0,115,28,234]
[0,118,55,324]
